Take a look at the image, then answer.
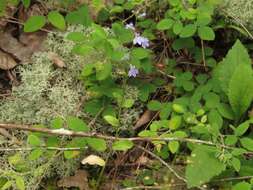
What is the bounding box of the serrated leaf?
[216,40,251,94]
[66,116,89,132]
[228,64,253,120]
[186,146,226,188]
[198,26,215,41]
[24,16,46,32]
[48,11,66,30]
[87,138,107,152]
[112,140,134,151]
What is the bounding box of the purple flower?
[128,64,139,77]
[125,22,135,30]
[133,33,149,48]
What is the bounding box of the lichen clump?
[220,0,253,30]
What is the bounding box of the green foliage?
[186,146,226,188]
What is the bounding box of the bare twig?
[137,145,186,182]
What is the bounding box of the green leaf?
[168,141,179,153]
[231,157,241,172]
[1,181,13,190]
[48,11,66,30]
[216,40,251,94]
[228,64,253,120]
[103,115,119,127]
[235,121,250,136]
[65,5,92,26]
[233,182,251,190]
[112,22,134,43]
[168,116,182,130]
[131,48,149,59]
[240,138,253,151]
[208,109,223,129]
[138,130,157,137]
[87,138,107,152]
[147,100,162,111]
[173,21,183,34]
[196,13,211,26]
[66,32,86,42]
[225,135,237,146]
[186,146,226,188]
[24,15,46,32]
[50,117,64,129]
[72,44,94,55]
[95,62,112,80]
[198,26,215,41]
[27,134,41,146]
[112,140,134,151]
[179,24,197,38]
[66,116,89,132]
[28,149,43,161]
[22,0,30,8]
[15,177,25,190]
[156,19,174,30]
[217,103,234,120]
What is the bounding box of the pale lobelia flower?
[138,12,146,18]
[133,33,150,48]
[125,22,135,30]
[128,64,139,77]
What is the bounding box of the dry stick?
[137,145,186,182]
[0,123,247,152]
[200,39,207,70]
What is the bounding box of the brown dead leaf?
[48,52,66,68]
[0,5,17,27]
[57,170,89,190]
[134,110,156,130]
[0,51,17,70]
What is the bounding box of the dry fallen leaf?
[134,110,156,130]
[81,155,105,166]
[0,51,17,70]
[48,52,66,68]
[57,170,89,190]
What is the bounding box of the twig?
[120,183,185,190]
[137,145,186,182]
[0,123,247,152]
[200,39,206,70]
[0,146,87,152]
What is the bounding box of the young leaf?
[228,64,253,120]
[24,16,46,32]
[15,177,25,190]
[168,116,182,130]
[48,11,66,30]
[27,134,41,146]
[198,26,215,40]
[1,181,13,190]
[231,157,241,172]
[173,21,183,34]
[103,115,119,127]
[235,121,250,136]
[28,149,43,161]
[112,140,134,151]
[168,141,179,153]
[66,116,89,132]
[86,138,107,152]
[233,182,251,190]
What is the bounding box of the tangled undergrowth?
[1,0,253,190]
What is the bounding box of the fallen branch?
[0,123,227,147]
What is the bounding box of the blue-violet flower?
[128,64,139,77]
